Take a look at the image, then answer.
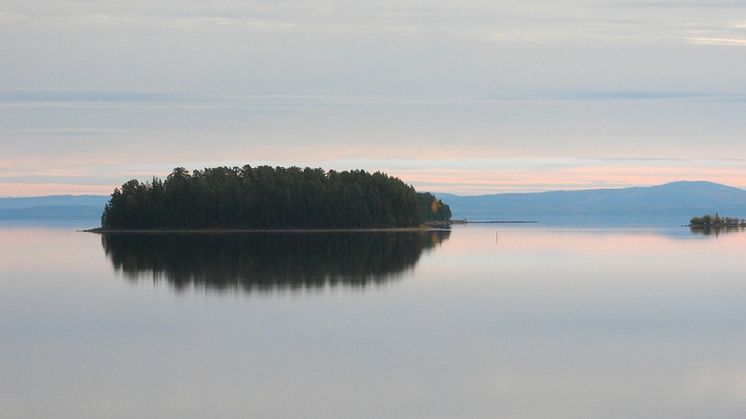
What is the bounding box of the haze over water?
[3,222,746,418]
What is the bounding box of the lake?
[2,222,746,418]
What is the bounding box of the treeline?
[417,192,451,223]
[690,213,746,227]
[101,166,451,229]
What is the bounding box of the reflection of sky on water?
[2,224,746,418]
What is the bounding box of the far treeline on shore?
[689,214,746,227]
[98,166,451,230]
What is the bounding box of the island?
[95,166,451,230]
[689,214,746,227]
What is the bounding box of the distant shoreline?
[451,220,537,224]
[82,226,450,234]
[686,224,745,228]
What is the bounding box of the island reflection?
[101,231,450,294]
[690,225,746,237]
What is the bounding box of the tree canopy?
[690,213,746,227]
[101,165,451,229]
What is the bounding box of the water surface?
[2,222,746,418]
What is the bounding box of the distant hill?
[0,195,108,220]
[435,181,746,221]
[5,181,746,224]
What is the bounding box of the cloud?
[687,37,746,46]
[3,89,746,108]
[2,155,745,196]
[2,1,746,195]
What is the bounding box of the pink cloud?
[0,183,113,197]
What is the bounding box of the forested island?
[689,214,746,227]
[99,166,451,230]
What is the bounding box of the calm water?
[2,222,746,418]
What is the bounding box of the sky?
[1,0,745,196]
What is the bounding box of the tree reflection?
[690,226,746,237]
[100,231,450,294]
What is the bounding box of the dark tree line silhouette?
[101,166,451,229]
[690,213,746,227]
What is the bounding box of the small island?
[689,214,746,227]
[94,165,451,231]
